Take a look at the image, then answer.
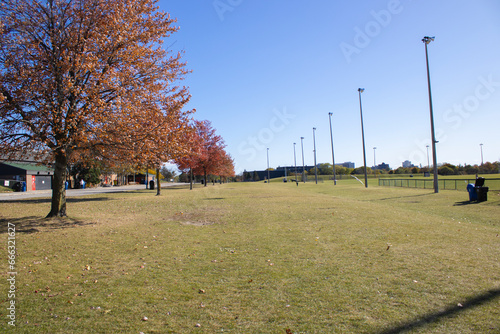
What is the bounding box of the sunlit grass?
[1,182,499,333]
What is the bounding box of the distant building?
[373,162,390,170]
[402,160,414,168]
[340,162,355,169]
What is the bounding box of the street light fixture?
[426,145,430,168]
[293,143,298,186]
[300,137,305,183]
[328,112,337,185]
[313,127,318,184]
[373,147,377,168]
[480,143,484,165]
[423,36,438,193]
[358,88,368,188]
[266,148,270,184]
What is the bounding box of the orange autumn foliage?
[0,0,191,216]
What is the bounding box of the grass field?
[1,180,499,333]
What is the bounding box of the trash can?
[21,181,26,192]
[475,177,488,202]
[477,187,489,202]
[467,183,477,201]
[12,182,22,192]
[149,180,155,190]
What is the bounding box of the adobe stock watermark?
[213,0,244,22]
[339,0,407,64]
[238,107,295,162]
[6,222,17,327]
[403,74,499,165]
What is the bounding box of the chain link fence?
[378,178,500,192]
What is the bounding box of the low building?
[0,161,54,191]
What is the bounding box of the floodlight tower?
[358,88,368,188]
[328,112,337,185]
[426,145,430,168]
[266,148,270,184]
[423,36,438,193]
[300,137,305,183]
[480,143,484,166]
[293,143,298,186]
[313,127,318,184]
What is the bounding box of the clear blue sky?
[161,0,500,173]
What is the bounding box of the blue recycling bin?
[21,181,26,192]
[467,183,477,201]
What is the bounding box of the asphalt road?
[0,183,185,201]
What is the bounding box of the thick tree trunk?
[189,168,193,190]
[156,168,161,196]
[46,151,68,218]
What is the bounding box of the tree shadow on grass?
[374,193,435,202]
[453,200,480,206]
[0,197,112,204]
[159,184,193,191]
[375,288,500,334]
[0,215,94,234]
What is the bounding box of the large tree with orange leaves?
[0,0,191,216]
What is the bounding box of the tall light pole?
[300,137,305,183]
[426,145,430,168]
[358,88,368,188]
[328,112,337,185]
[423,36,438,193]
[267,147,271,183]
[266,147,270,184]
[480,143,484,165]
[373,147,377,167]
[293,143,298,186]
[313,127,318,184]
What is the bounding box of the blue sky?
[161,0,500,173]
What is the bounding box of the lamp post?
[313,128,318,184]
[266,148,270,184]
[358,88,368,188]
[373,147,377,168]
[480,143,484,166]
[328,112,337,185]
[293,143,298,186]
[426,145,430,168]
[423,36,438,193]
[300,137,305,183]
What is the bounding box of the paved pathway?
[0,183,185,201]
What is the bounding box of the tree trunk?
[156,168,161,196]
[46,150,68,218]
[204,169,207,187]
[189,168,193,190]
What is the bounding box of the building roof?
[1,161,53,173]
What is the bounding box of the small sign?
[4,180,8,187]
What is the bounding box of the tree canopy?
[0,0,191,216]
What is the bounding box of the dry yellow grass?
[0,181,499,333]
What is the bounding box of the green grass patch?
[1,183,499,333]
[0,185,13,193]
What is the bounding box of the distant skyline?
[163,1,500,173]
